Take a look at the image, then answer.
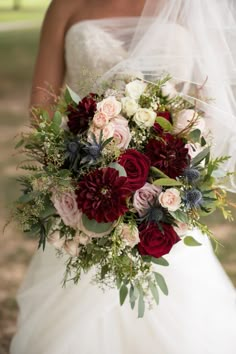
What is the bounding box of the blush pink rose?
[93,111,109,129]
[88,122,115,142]
[64,239,80,257]
[48,232,66,250]
[133,182,161,216]
[112,116,131,150]
[97,96,121,119]
[159,188,181,212]
[118,223,140,248]
[51,191,82,229]
[173,221,189,236]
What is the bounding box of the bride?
[10,0,236,353]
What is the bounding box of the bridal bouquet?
[14,75,233,317]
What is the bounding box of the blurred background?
[0,1,235,353]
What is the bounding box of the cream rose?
[74,231,91,246]
[159,188,181,212]
[173,221,189,236]
[133,183,161,216]
[51,192,82,229]
[125,80,147,100]
[93,111,109,129]
[97,96,121,119]
[173,109,205,134]
[112,116,131,150]
[118,223,140,248]
[121,96,139,117]
[64,240,80,257]
[133,108,156,128]
[48,232,66,250]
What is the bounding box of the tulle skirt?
[10,229,236,354]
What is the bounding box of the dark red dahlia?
[76,167,131,223]
[154,111,172,134]
[67,94,97,135]
[138,222,180,258]
[145,134,189,178]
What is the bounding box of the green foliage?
[183,236,202,246]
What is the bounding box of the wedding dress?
[10,18,236,354]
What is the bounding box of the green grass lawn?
[0,0,50,22]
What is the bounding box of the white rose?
[64,240,80,257]
[121,97,139,117]
[133,183,161,216]
[173,109,205,134]
[159,188,181,212]
[112,116,132,150]
[97,96,121,119]
[118,223,140,248]
[48,232,66,250]
[93,111,109,129]
[125,80,147,100]
[133,108,156,128]
[161,82,177,99]
[173,221,189,236]
[51,192,82,229]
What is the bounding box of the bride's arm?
[30,0,74,108]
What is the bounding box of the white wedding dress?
[10,18,236,354]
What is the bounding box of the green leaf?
[40,204,56,219]
[153,178,182,186]
[155,117,173,132]
[183,236,202,247]
[169,210,189,224]
[108,162,127,177]
[116,278,122,289]
[138,293,145,318]
[150,166,169,179]
[189,129,201,143]
[18,192,38,204]
[66,85,81,104]
[191,147,210,167]
[119,284,128,306]
[129,284,139,302]
[154,272,168,295]
[15,138,24,149]
[149,281,159,305]
[81,214,113,234]
[101,264,109,279]
[151,257,169,266]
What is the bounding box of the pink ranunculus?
[51,191,82,229]
[133,182,161,216]
[159,188,181,212]
[97,96,121,119]
[93,111,109,129]
[112,116,131,150]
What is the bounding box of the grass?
[0,0,50,22]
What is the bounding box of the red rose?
[154,111,172,134]
[118,149,150,191]
[138,222,180,258]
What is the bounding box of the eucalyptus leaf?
[155,117,173,132]
[169,210,189,224]
[151,257,169,266]
[191,147,210,167]
[189,129,201,143]
[150,166,169,179]
[40,204,56,219]
[15,139,24,149]
[138,293,145,318]
[154,272,169,295]
[154,178,182,187]
[149,281,159,305]
[108,162,127,177]
[81,214,113,234]
[120,284,128,306]
[183,236,202,247]
[66,85,81,104]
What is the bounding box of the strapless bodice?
[64,18,138,97]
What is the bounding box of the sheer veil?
[99,0,236,191]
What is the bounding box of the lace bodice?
[64,18,137,97]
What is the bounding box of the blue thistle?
[139,199,173,227]
[64,138,81,171]
[183,167,201,184]
[183,188,203,209]
[81,131,113,166]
